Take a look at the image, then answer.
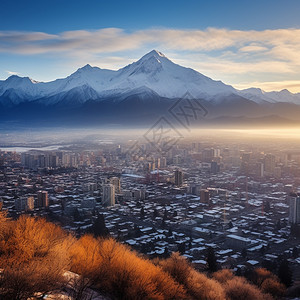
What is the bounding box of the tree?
[163,209,168,220]
[178,243,185,255]
[241,248,247,258]
[160,252,226,300]
[90,214,109,237]
[290,223,300,237]
[260,245,265,256]
[276,219,281,230]
[0,215,72,299]
[163,246,169,258]
[140,207,145,219]
[224,277,268,300]
[206,247,218,272]
[153,208,159,219]
[278,259,292,287]
[134,223,142,238]
[292,246,299,258]
[73,208,82,222]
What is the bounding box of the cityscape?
[1,0,300,299]
[1,129,300,285]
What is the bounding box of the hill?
[0,211,290,299]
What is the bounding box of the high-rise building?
[255,162,264,177]
[160,157,167,168]
[264,154,276,174]
[289,193,300,224]
[86,183,98,193]
[202,148,214,162]
[155,158,161,169]
[174,170,183,186]
[27,196,35,210]
[102,184,115,207]
[110,177,121,194]
[36,191,49,208]
[210,161,220,174]
[173,156,181,165]
[200,189,210,204]
[241,151,252,163]
[274,166,282,179]
[188,184,201,196]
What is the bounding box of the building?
[264,154,276,174]
[289,193,300,224]
[188,183,201,196]
[86,183,98,194]
[36,190,49,208]
[210,161,220,174]
[202,148,214,162]
[81,197,96,209]
[200,189,210,204]
[160,157,167,168]
[226,234,254,249]
[15,196,34,211]
[110,177,121,194]
[102,184,115,207]
[255,162,264,177]
[174,170,183,186]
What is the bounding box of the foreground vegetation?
[0,211,296,299]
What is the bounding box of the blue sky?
[1,0,300,92]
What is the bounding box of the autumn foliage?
[0,211,288,299]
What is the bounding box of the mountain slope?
[0,50,237,104]
[0,50,300,125]
[1,50,300,105]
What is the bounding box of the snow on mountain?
[0,50,299,106]
[238,88,300,104]
[265,89,300,104]
[238,88,277,104]
[109,50,235,98]
[0,75,40,99]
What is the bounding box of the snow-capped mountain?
[0,50,300,125]
[1,50,299,105]
[238,88,300,105]
[0,50,237,105]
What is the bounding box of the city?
[1,1,300,297]
[1,130,300,284]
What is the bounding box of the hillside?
[0,211,292,299]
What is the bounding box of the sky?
[1,0,300,92]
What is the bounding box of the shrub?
[213,269,235,283]
[160,252,226,300]
[260,278,285,298]
[0,214,73,299]
[224,277,271,300]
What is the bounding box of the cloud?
[1,27,300,91]
[239,43,268,53]
[6,70,20,76]
[1,27,299,57]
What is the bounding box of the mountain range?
[1,50,300,126]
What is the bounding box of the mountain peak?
[140,50,167,61]
[6,75,38,85]
[77,64,94,72]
